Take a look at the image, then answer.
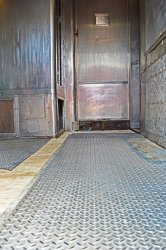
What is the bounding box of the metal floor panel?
[0,133,166,249]
[0,139,49,170]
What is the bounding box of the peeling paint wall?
[140,0,166,147]
[0,0,53,137]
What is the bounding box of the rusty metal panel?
[145,53,166,148]
[129,0,140,128]
[139,0,146,73]
[75,0,128,84]
[77,84,129,120]
[145,0,166,51]
[57,84,65,100]
[139,0,166,147]
[63,0,75,130]
[75,0,129,120]
[79,120,129,130]
[21,95,46,120]
[0,100,14,133]
[0,0,51,91]
[0,0,54,137]
[18,94,53,137]
[140,73,146,135]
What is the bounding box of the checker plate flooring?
[0,138,49,170]
[0,133,166,249]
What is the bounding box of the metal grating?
[0,138,49,170]
[0,133,166,249]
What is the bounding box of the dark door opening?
[58,99,64,132]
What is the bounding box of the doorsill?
[79,120,130,131]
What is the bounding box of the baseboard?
[78,120,130,131]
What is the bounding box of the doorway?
[74,0,129,123]
[58,99,64,132]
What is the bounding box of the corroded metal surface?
[18,94,53,137]
[0,100,14,133]
[63,0,75,130]
[79,120,129,130]
[139,0,146,73]
[0,133,166,249]
[139,0,166,147]
[140,73,146,135]
[75,0,129,121]
[75,0,128,83]
[145,53,166,148]
[0,0,51,91]
[146,0,166,51]
[128,0,140,129]
[77,84,129,120]
[0,138,49,170]
[57,85,65,100]
[64,0,140,129]
[0,0,54,137]
[127,135,166,166]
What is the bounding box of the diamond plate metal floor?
[0,139,49,170]
[0,133,166,249]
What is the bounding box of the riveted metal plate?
[0,133,166,249]
[0,138,49,170]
